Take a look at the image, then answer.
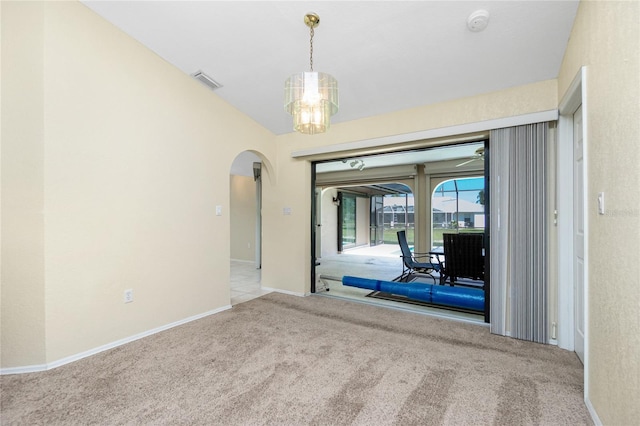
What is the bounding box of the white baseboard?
[262,287,308,297]
[0,305,232,375]
[585,396,602,425]
[0,364,49,375]
[230,258,254,264]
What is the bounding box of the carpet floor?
[1,293,591,425]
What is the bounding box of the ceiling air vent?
[191,70,223,91]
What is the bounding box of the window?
[432,177,485,248]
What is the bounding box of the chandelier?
[284,13,339,135]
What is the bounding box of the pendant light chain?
[284,12,338,135]
[309,26,314,72]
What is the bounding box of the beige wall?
[1,1,275,368]
[558,1,640,423]
[1,1,47,367]
[230,175,257,262]
[261,149,312,294]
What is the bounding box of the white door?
[573,105,585,363]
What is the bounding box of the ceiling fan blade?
[456,158,477,167]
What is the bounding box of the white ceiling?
[82,1,579,136]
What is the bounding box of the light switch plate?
[597,192,605,215]
[216,205,222,216]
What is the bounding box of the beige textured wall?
[558,1,640,423]
[261,151,312,294]
[230,175,257,262]
[1,1,275,368]
[1,1,47,367]
[264,80,558,294]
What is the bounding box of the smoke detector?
[467,10,490,32]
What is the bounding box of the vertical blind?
[490,123,549,343]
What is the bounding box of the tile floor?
[230,260,271,306]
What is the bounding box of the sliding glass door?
[338,193,356,251]
[370,195,384,246]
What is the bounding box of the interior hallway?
[230,260,270,306]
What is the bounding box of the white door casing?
[574,105,585,364]
[557,66,588,399]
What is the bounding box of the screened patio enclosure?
[312,141,488,322]
[432,177,486,248]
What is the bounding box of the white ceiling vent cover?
[191,70,223,91]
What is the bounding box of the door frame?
[557,67,589,395]
[370,195,384,246]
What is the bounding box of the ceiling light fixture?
[350,159,365,171]
[284,13,339,135]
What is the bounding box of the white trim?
[0,364,49,375]
[581,68,590,403]
[262,287,308,297]
[557,67,587,352]
[292,110,559,158]
[0,305,231,375]
[585,397,603,426]
[556,115,575,351]
[559,70,584,114]
[230,258,254,264]
[557,66,590,408]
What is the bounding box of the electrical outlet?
[124,289,133,303]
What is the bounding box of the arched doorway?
[229,150,268,305]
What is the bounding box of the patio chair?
[396,230,440,282]
[436,233,485,287]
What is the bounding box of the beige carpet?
[1,293,591,425]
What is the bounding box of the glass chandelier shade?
[284,71,339,135]
[284,12,339,135]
